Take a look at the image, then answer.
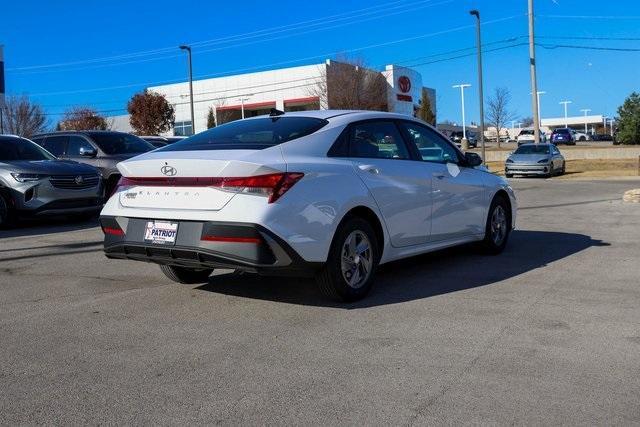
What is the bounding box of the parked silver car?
[505,143,565,178]
[0,135,103,226]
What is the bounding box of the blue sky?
[2,0,639,127]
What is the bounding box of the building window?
[174,121,193,136]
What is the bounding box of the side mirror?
[465,152,483,167]
[79,147,97,157]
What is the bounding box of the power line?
[538,14,640,20]
[25,14,522,97]
[537,43,640,52]
[7,0,450,73]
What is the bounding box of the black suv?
[32,131,155,194]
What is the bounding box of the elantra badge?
[161,164,177,176]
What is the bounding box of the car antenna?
[269,108,285,117]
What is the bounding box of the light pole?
[179,45,195,135]
[236,95,252,119]
[528,0,541,144]
[580,109,591,133]
[452,84,471,140]
[559,100,572,128]
[470,9,485,162]
[536,91,546,128]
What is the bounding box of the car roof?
[32,130,132,138]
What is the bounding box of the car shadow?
[196,230,609,308]
[0,215,99,239]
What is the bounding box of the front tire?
[316,217,379,302]
[480,196,511,255]
[160,265,213,284]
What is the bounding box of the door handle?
[358,165,380,174]
[433,172,446,179]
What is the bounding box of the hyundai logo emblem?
[161,165,177,176]
[74,176,84,184]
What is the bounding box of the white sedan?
[100,110,516,302]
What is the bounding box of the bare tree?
[309,57,388,111]
[485,87,516,148]
[58,107,108,131]
[213,98,235,125]
[0,96,48,137]
[521,116,534,127]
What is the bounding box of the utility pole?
[179,45,195,135]
[0,45,5,135]
[528,0,541,144]
[470,9,485,162]
[452,84,471,142]
[580,109,591,133]
[559,100,572,128]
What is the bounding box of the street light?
[559,100,572,128]
[452,84,471,140]
[580,109,591,133]
[469,9,485,162]
[179,45,195,135]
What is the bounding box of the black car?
[31,131,155,194]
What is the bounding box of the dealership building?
[109,60,436,136]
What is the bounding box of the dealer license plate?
[144,221,179,245]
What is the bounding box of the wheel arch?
[491,189,513,226]
[341,205,385,253]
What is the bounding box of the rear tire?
[0,194,15,228]
[316,217,379,302]
[160,265,214,284]
[480,195,511,255]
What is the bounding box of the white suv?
[100,110,516,301]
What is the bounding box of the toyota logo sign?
[398,76,411,93]
[161,165,177,176]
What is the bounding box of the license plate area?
[144,221,179,245]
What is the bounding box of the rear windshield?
[159,117,328,151]
[519,130,534,135]
[0,137,56,161]
[88,133,154,155]
[553,128,570,134]
[514,145,550,155]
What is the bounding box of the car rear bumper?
[505,164,550,175]
[100,216,322,276]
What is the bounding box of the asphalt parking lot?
[1,178,639,424]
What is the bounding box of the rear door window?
[347,121,409,160]
[41,135,68,156]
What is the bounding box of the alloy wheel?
[491,205,507,246]
[340,230,373,289]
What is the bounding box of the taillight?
[114,173,304,203]
[221,173,304,203]
[102,225,124,236]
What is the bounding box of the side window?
[41,136,68,156]
[399,122,460,164]
[348,121,409,160]
[67,136,95,156]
